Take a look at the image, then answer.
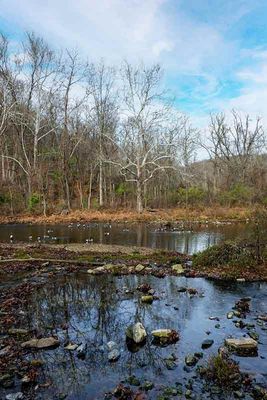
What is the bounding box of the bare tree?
[87,61,118,207]
[105,62,179,213]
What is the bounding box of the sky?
[0,0,267,128]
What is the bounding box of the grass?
[0,206,254,224]
[203,354,240,388]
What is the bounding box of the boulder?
[151,329,179,345]
[171,264,184,274]
[225,338,258,355]
[21,337,59,349]
[126,322,147,344]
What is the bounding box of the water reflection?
[0,222,249,254]
[17,274,267,399]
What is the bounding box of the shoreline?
[1,242,267,282]
[0,206,253,225]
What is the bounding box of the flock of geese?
[8,222,116,244]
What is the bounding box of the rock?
[108,349,120,362]
[225,338,258,355]
[185,354,198,366]
[21,337,59,349]
[177,287,187,292]
[227,312,234,319]
[142,381,154,391]
[163,387,178,396]
[87,266,106,274]
[236,278,245,282]
[0,374,14,388]
[258,314,267,321]
[141,295,154,304]
[233,391,245,398]
[127,375,140,386]
[135,264,146,272]
[0,346,10,357]
[126,322,147,344]
[30,359,44,368]
[107,341,118,351]
[41,261,50,267]
[171,264,184,274]
[5,393,24,400]
[248,331,259,341]
[165,359,177,370]
[64,343,78,350]
[8,328,29,336]
[201,339,214,349]
[215,324,220,329]
[151,329,179,345]
[77,343,87,359]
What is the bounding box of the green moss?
[14,249,31,259]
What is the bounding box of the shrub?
[177,186,206,206]
[28,193,40,211]
[203,354,240,388]
[193,241,257,268]
[219,183,252,206]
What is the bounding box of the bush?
[203,354,240,388]
[177,186,206,206]
[28,193,40,211]
[193,241,257,268]
[219,183,252,206]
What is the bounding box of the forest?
[0,31,266,215]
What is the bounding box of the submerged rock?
[185,354,198,366]
[77,343,87,359]
[5,393,24,400]
[126,322,147,344]
[201,339,214,349]
[108,349,121,362]
[21,337,59,349]
[225,338,258,355]
[107,341,118,351]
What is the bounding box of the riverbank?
[0,206,253,225]
[1,243,267,282]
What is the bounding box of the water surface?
[0,222,250,254]
[3,273,266,400]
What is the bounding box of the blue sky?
[0,0,267,127]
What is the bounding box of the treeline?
[0,32,266,215]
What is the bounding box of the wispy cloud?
[1,0,267,124]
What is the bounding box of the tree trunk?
[99,159,103,207]
[136,180,143,213]
[87,168,93,209]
